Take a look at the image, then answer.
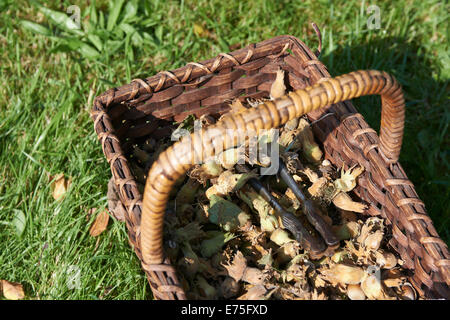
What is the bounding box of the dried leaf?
[89,209,110,237]
[51,173,71,200]
[1,280,25,300]
[242,267,266,285]
[223,251,248,282]
[219,277,241,299]
[12,209,26,237]
[237,285,267,300]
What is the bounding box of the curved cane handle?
[141,70,405,265]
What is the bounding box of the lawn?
[0,0,448,300]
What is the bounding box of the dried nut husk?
[242,267,266,285]
[200,231,235,258]
[219,277,241,299]
[361,274,383,300]
[332,191,367,213]
[278,130,301,150]
[260,214,279,233]
[400,283,416,300]
[275,242,297,265]
[331,250,348,263]
[179,243,202,275]
[363,230,384,251]
[297,118,323,163]
[346,284,366,300]
[216,146,245,169]
[308,177,328,197]
[284,118,299,131]
[340,210,358,222]
[323,264,366,285]
[270,68,286,99]
[175,179,200,214]
[207,194,251,232]
[375,251,397,269]
[196,275,217,299]
[239,187,279,232]
[301,166,319,183]
[334,165,364,193]
[357,217,384,245]
[201,160,223,177]
[209,170,258,198]
[333,221,360,241]
[270,228,294,246]
[257,252,274,267]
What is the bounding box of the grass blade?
[107,0,125,31]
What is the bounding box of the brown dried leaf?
[242,267,266,285]
[219,277,241,299]
[222,251,248,282]
[1,280,25,300]
[89,209,110,237]
[50,173,71,201]
[237,285,267,300]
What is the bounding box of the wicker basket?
[91,34,449,300]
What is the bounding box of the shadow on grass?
[320,36,449,244]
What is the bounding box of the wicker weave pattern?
[91,35,449,300]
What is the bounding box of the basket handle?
[140,70,405,265]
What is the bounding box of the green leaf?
[61,38,100,59]
[107,0,125,31]
[89,2,98,25]
[122,0,138,22]
[20,20,52,36]
[78,42,100,59]
[12,209,26,237]
[39,6,84,36]
[200,231,235,258]
[87,33,103,52]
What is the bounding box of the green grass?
[0,0,448,299]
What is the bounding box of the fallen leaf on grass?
[1,280,25,300]
[89,209,110,237]
[50,173,71,201]
[12,209,26,237]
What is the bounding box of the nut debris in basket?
[126,72,416,300]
